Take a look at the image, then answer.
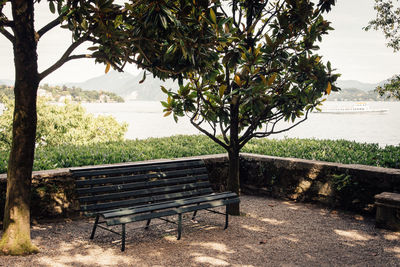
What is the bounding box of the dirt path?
[1,195,399,266]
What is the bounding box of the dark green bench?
[71,159,240,251]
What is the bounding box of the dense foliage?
[0,97,127,150]
[0,136,397,174]
[164,0,339,147]
[162,0,338,214]
[375,75,400,100]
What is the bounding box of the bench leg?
[192,203,201,220]
[192,210,198,220]
[121,224,126,252]
[90,214,100,239]
[145,219,151,230]
[224,205,229,230]
[177,213,182,240]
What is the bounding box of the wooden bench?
[71,159,240,251]
[375,192,400,232]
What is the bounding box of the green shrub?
[0,97,127,150]
[0,135,398,174]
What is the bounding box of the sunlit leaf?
[267,73,277,86]
[326,82,332,95]
[164,111,172,117]
[260,75,267,85]
[105,63,111,74]
[87,46,99,51]
[234,75,241,86]
[219,85,227,98]
[210,9,217,24]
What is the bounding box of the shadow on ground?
[0,195,399,267]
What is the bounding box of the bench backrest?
[71,159,213,215]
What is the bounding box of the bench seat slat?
[77,174,209,195]
[80,188,214,212]
[106,198,240,226]
[102,192,238,218]
[72,160,204,177]
[79,181,211,203]
[75,167,208,187]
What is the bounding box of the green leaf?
[160,15,168,29]
[210,9,217,24]
[161,86,169,94]
[49,1,56,14]
[219,85,227,98]
[81,19,88,30]
[166,44,176,55]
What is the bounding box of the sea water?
[82,101,400,147]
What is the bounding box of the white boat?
[318,102,388,114]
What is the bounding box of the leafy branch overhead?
[1,0,220,81]
[162,0,340,150]
[365,0,400,100]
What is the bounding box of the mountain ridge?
[0,73,390,101]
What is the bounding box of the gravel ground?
[1,195,399,267]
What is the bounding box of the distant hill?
[0,75,396,101]
[64,71,178,101]
[326,87,384,101]
[335,80,387,91]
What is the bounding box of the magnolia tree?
[162,0,339,214]
[365,0,400,100]
[0,0,218,255]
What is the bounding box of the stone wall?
[238,153,400,213]
[0,153,399,220]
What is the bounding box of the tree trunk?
[227,147,240,215]
[227,96,241,215]
[0,0,39,255]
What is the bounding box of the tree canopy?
[162,0,339,214]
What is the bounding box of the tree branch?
[37,13,63,38]
[39,36,89,80]
[241,110,311,148]
[0,27,14,43]
[190,115,229,150]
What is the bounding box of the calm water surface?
[82,101,400,147]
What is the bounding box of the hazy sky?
[1,0,399,84]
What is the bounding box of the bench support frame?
[89,206,232,251]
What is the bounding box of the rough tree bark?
[0,0,40,255]
[227,95,241,215]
